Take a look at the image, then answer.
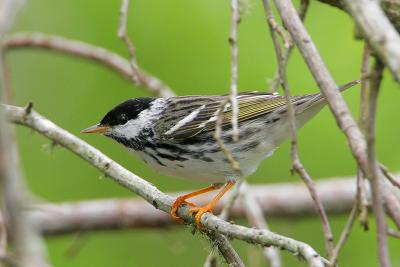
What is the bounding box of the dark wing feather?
[156,92,317,140]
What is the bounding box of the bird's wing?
[157,92,315,140]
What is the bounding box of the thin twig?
[3,32,175,97]
[241,182,281,267]
[284,91,334,258]
[202,180,245,267]
[387,228,400,239]
[273,0,400,232]
[357,42,371,230]
[328,203,357,267]
[218,180,244,221]
[205,231,244,267]
[262,0,309,93]
[118,0,141,84]
[229,0,240,142]
[264,0,333,256]
[262,3,333,255]
[262,0,285,93]
[3,105,326,267]
[359,42,370,131]
[356,170,369,230]
[366,59,390,267]
[379,163,400,190]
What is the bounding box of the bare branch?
[284,83,334,258]
[357,42,371,230]
[205,231,244,267]
[263,0,333,256]
[328,203,357,267]
[3,104,326,267]
[273,0,400,231]
[3,32,175,97]
[262,0,309,93]
[0,1,49,266]
[342,0,400,81]
[203,181,245,267]
[380,163,400,190]
[28,176,389,235]
[118,0,141,84]
[366,59,390,267]
[241,182,281,267]
[229,0,240,142]
[387,228,400,239]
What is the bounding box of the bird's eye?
[118,114,128,125]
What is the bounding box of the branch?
[203,180,245,267]
[205,231,244,267]
[356,42,371,230]
[273,0,400,231]
[0,106,49,267]
[241,182,281,267]
[263,0,333,257]
[118,0,145,89]
[315,0,400,32]
[380,163,400,190]
[342,0,400,81]
[229,0,240,142]
[3,104,326,267]
[328,203,357,267]
[366,59,390,267]
[0,1,49,266]
[28,176,397,235]
[3,32,175,97]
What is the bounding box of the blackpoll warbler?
[82,80,359,226]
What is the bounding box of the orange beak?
[81,124,111,134]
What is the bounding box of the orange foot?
[170,196,196,223]
[189,205,213,228]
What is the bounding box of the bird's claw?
[170,196,196,223]
[189,206,212,228]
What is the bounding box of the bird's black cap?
[100,97,156,127]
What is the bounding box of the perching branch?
[3,32,175,97]
[3,104,326,267]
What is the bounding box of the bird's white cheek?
[112,127,134,139]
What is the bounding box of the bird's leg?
[189,180,235,228]
[170,183,223,223]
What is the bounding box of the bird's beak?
[81,124,111,134]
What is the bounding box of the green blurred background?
[7,0,400,266]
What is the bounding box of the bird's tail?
[293,79,360,121]
[303,79,360,106]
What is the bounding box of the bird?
[82,80,359,227]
